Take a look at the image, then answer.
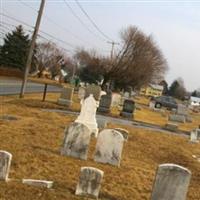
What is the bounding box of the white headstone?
[22,179,53,188]
[75,94,98,137]
[61,123,91,160]
[94,129,124,166]
[75,167,104,198]
[149,101,155,109]
[190,130,199,143]
[177,104,188,116]
[151,164,191,200]
[0,151,12,181]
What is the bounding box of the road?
[0,77,62,95]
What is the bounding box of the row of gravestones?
[58,84,135,119]
[61,122,128,166]
[0,150,192,199]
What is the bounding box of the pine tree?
[0,25,30,70]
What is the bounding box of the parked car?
[150,96,177,109]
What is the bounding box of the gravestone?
[97,93,112,113]
[78,87,86,100]
[120,99,135,119]
[75,94,98,137]
[22,179,53,188]
[185,115,193,123]
[61,123,91,160]
[177,104,188,116]
[85,84,102,101]
[151,164,191,200]
[111,93,122,107]
[94,129,124,166]
[149,101,155,109]
[168,114,186,123]
[190,130,199,143]
[58,86,74,107]
[114,128,129,141]
[75,167,104,198]
[165,123,178,132]
[0,151,12,181]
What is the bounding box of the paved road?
[0,77,62,95]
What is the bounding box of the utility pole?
[107,41,120,61]
[20,0,45,98]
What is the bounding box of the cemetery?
[0,88,200,200]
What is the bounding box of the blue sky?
[1,0,200,91]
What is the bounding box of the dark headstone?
[97,94,112,113]
[120,99,135,118]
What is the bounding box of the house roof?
[149,84,164,91]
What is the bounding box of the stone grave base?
[97,107,110,113]
[58,98,72,107]
[165,123,178,132]
[168,114,186,123]
[120,111,134,119]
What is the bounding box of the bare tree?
[34,42,69,79]
[103,26,168,89]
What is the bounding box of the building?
[190,96,200,106]
[140,84,164,97]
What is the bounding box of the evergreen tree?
[168,78,186,100]
[0,25,30,70]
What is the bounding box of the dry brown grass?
[0,95,200,200]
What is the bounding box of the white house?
[190,96,200,106]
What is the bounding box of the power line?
[15,1,93,46]
[75,0,113,42]
[0,21,74,54]
[0,13,76,49]
[63,0,105,42]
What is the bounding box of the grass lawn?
[0,94,200,199]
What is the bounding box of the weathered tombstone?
[111,93,122,107]
[120,99,135,119]
[177,104,188,116]
[190,130,199,143]
[75,167,104,198]
[78,86,86,100]
[168,114,186,123]
[97,93,112,113]
[0,151,12,181]
[61,123,91,160]
[165,123,178,132]
[94,129,124,166]
[185,115,193,123]
[22,179,53,188]
[58,86,74,106]
[151,164,191,200]
[149,101,155,109]
[75,94,98,137]
[85,84,102,101]
[114,128,129,141]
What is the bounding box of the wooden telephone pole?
[20,0,45,98]
[107,41,120,60]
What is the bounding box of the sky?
[1,0,200,91]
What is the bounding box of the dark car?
[150,96,177,109]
